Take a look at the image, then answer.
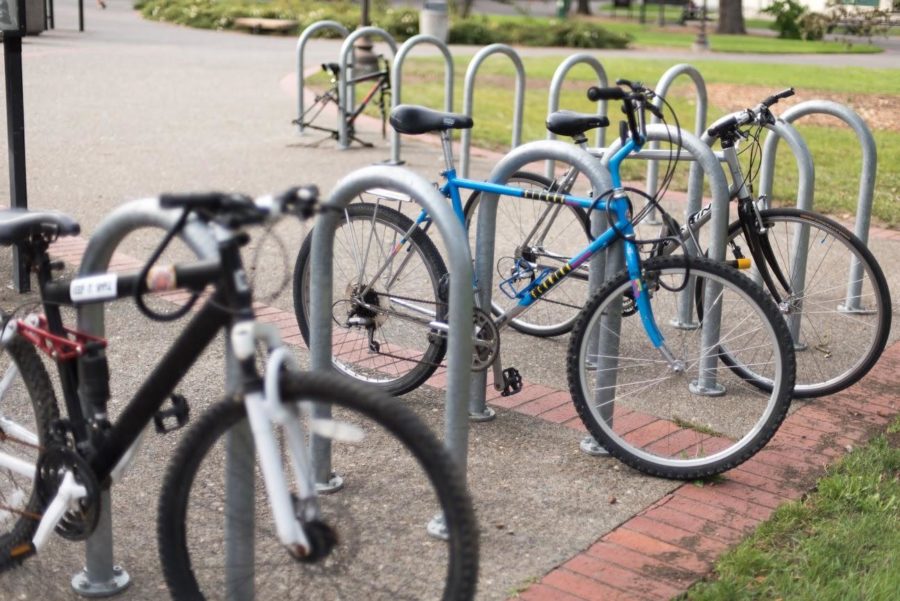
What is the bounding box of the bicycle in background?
[294,55,392,148]
[293,82,798,479]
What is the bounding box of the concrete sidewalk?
[1,3,898,599]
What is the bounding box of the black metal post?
[4,34,30,292]
[354,0,377,76]
[46,0,55,29]
[78,0,83,31]
[693,0,709,50]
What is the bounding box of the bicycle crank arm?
[30,471,88,553]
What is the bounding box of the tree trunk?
[716,0,746,34]
[458,0,475,19]
[576,0,592,15]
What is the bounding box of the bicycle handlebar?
[706,88,795,139]
[159,186,319,225]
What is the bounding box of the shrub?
[762,0,806,39]
[136,0,631,49]
[798,11,828,41]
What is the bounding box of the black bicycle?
[294,56,392,148]
[0,190,478,599]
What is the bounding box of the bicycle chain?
[334,293,500,371]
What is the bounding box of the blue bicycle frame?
[394,135,668,350]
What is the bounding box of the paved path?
[0,3,898,599]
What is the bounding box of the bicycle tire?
[568,256,795,479]
[294,202,448,396]
[0,337,59,573]
[721,208,891,399]
[157,371,479,601]
[463,171,591,338]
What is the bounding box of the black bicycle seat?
[0,209,80,246]
[321,62,340,76]
[545,111,610,138]
[389,105,473,135]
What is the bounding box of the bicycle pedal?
[153,394,189,434]
[500,367,523,397]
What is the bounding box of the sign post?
[2,0,30,292]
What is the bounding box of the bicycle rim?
[569,256,794,479]
[295,201,447,396]
[724,209,891,398]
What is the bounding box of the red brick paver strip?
[509,341,900,600]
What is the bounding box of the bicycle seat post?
[440,130,456,173]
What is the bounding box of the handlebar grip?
[587,86,626,102]
[762,88,795,108]
[706,115,739,139]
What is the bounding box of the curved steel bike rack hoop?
[645,64,708,224]
[600,125,731,396]
[759,100,874,310]
[544,53,610,179]
[295,20,350,135]
[309,165,474,478]
[460,44,526,178]
[468,140,612,418]
[390,34,455,165]
[338,27,399,149]
[72,200,218,597]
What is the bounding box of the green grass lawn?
[478,14,882,53]
[360,56,899,226]
[682,416,900,600]
[594,19,882,53]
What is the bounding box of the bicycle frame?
[381,135,669,350]
[0,230,317,554]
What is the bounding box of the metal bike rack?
[460,44,525,178]
[760,100,874,312]
[645,64,708,224]
[295,20,351,135]
[337,27,398,149]
[389,34,455,165]
[590,126,731,397]
[468,141,612,419]
[544,53,609,179]
[308,166,474,507]
[72,200,218,597]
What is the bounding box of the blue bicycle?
[293,81,796,478]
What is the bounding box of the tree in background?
[717,0,746,33]
[576,0,592,15]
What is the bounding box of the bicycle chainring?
[36,446,101,542]
[472,307,500,371]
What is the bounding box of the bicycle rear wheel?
[723,208,891,398]
[0,337,58,573]
[293,202,448,396]
[568,256,795,479]
[157,371,478,601]
[463,171,591,338]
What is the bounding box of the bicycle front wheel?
[568,256,795,479]
[293,202,448,396]
[463,171,591,338]
[157,371,478,601]
[0,337,58,573]
[724,208,891,398]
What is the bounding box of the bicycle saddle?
[389,105,473,135]
[0,208,80,246]
[321,62,340,76]
[545,111,610,138]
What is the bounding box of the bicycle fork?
[231,322,365,558]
